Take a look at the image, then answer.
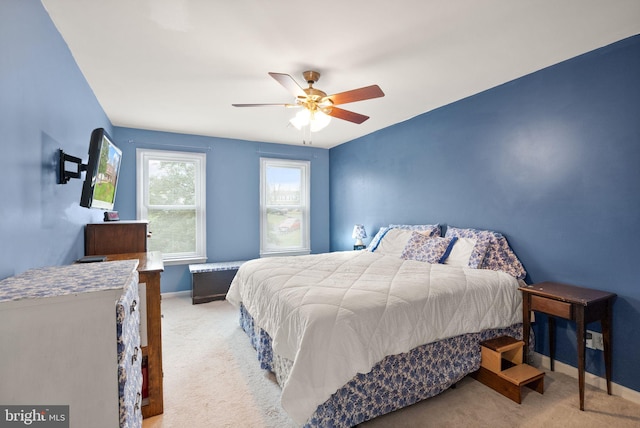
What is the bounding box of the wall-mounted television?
[80,128,122,211]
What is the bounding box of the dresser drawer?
[531,295,572,319]
[118,358,142,427]
[117,278,141,365]
[116,275,143,427]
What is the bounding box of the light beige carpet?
[143,295,640,428]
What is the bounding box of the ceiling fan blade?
[269,72,306,98]
[325,106,370,124]
[327,85,384,105]
[232,103,297,107]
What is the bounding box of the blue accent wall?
[329,35,640,393]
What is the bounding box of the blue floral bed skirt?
[239,304,527,428]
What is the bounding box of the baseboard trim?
[161,290,191,299]
[533,352,640,405]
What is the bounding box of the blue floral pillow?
[401,233,457,264]
[481,235,527,279]
[389,224,441,237]
[444,226,493,268]
[367,226,389,252]
[445,226,527,279]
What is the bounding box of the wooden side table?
[105,251,164,418]
[519,281,616,410]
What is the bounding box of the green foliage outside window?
[147,160,197,254]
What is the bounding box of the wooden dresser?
[105,252,164,418]
[85,220,148,255]
[85,221,164,418]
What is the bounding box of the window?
[137,149,206,264]
[260,158,310,257]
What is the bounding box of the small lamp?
[352,224,367,250]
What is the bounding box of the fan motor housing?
[304,87,327,101]
[303,70,321,84]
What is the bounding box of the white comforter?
[226,250,522,425]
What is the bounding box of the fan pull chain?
[302,124,312,145]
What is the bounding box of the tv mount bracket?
[58,149,87,184]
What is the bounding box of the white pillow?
[444,237,477,266]
[373,228,416,257]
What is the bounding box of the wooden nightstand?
[519,281,616,410]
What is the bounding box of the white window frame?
[136,148,207,265]
[260,157,310,257]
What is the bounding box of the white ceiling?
[42,0,640,149]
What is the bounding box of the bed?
[226,224,528,427]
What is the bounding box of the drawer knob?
[135,392,141,410]
[130,300,137,314]
[132,347,139,364]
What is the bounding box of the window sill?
[162,256,208,266]
[260,250,310,258]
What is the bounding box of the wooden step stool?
[472,335,545,404]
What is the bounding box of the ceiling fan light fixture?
[309,110,331,132]
[290,108,310,130]
[289,108,331,132]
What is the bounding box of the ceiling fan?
[232,71,384,131]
